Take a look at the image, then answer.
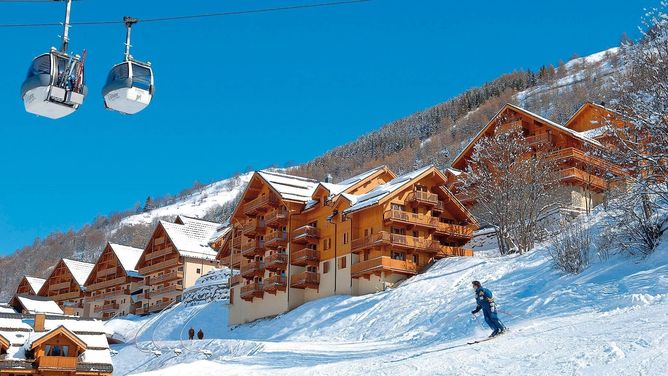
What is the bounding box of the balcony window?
[196,268,201,274]
[338,257,347,269]
[323,261,330,274]
[343,232,349,245]
[391,252,405,261]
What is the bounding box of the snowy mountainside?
[108,205,668,375]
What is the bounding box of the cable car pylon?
[102,16,155,115]
[20,0,87,119]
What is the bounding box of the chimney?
[324,173,333,183]
[34,313,46,332]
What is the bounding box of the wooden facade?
[450,103,628,212]
[83,243,144,319]
[15,276,45,296]
[37,259,94,317]
[225,166,477,325]
[135,216,220,315]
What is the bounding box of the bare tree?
[549,217,592,273]
[463,124,565,255]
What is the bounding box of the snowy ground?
[109,207,668,375]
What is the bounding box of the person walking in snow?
[471,280,507,338]
[188,327,195,340]
[197,328,204,340]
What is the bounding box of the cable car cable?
[0,0,371,27]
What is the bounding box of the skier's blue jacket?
[472,287,496,314]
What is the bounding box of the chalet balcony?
[434,222,474,239]
[96,266,118,277]
[149,270,183,285]
[136,306,148,315]
[265,208,289,228]
[435,246,474,258]
[351,256,417,279]
[242,219,266,237]
[147,284,183,299]
[87,276,127,291]
[37,356,77,370]
[232,235,242,248]
[265,253,288,271]
[497,119,524,133]
[145,247,176,261]
[93,288,130,301]
[240,282,264,301]
[350,231,440,253]
[548,147,626,176]
[525,132,551,146]
[263,275,287,294]
[292,225,320,244]
[244,194,279,216]
[49,291,81,301]
[241,240,266,258]
[140,257,182,275]
[230,274,243,287]
[383,210,438,229]
[290,271,320,289]
[49,281,71,291]
[220,252,243,268]
[559,167,608,191]
[265,231,288,248]
[93,303,120,313]
[148,299,173,313]
[240,261,265,279]
[290,248,320,266]
[406,190,439,206]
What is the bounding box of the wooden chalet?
[15,276,46,296]
[37,259,94,317]
[450,103,628,212]
[9,295,64,315]
[226,165,476,325]
[0,313,113,375]
[135,216,221,315]
[83,242,144,319]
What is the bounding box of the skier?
[188,327,195,340]
[197,328,204,340]
[471,280,507,338]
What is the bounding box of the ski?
[467,330,509,345]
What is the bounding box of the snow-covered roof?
[61,259,95,288]
[15,295,63,315]
[160,216,221,261]
[343,165,434,214]
[108,243,143,274]
[257,170,320,203]
[209,224,231,244]
[24,277,46,294]
[0,304,16,314]
[304,166,391,210]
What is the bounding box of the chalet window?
[363,250,369,261]
[343,232,348,245]
[391,252,405,261]
[391,203,404,211]
[413,231,418,238]
[413,254,418,264]
[196,268,201,274]
[323,238,331,250]
[323,261,330,274]
[338,257,347,269]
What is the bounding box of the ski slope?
[109,207,668,375]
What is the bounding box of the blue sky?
[0,0,646,254]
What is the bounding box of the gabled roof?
[61,259,95,288]
[565,102,623,129]
[158,216,221,261]
[451,103,603,169]
[108,243,143,274]
[22,276,46,294]
[12,295,64,315]
[29,325,87,350]
[257,170,320,203]
[305,166,396,210]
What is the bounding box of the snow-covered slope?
[108,206,668,376]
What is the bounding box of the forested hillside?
[0,43,623,301]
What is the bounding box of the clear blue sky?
[0,0,646,254]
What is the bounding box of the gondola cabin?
[21,49,87,119]
[102,60,154,115]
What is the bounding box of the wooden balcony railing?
[242,219,266,236]
[230,274,243,287]
[525,132,551,146]
[548,147,626,176]
[383,210,438,229]
[93,303,120,313]
[497,119,523,133]
[292,225,320,244]
[559,167,608,190]
[290,248,320,266]
[265,231,288,247]
[96,267,118,278]
[241,240,265,258]
[49,281,71,291]
[265,209,289,227]
[244,194,279,216]
[263,275,287,293]
[92,288,130,301]
[37,356,77,370]
[435,222,474,238]
[290,271,320,289]
[149,270,183,285]
[86,276,127,291]
[436,246,474,258]
[240,261,265,279]
[265,253,288,271]
[351,256,417,278]
[240,282,264,301]
[148,299,173,313]
[140,257,182,275]
[148,284,183,299]
[49,291,80,301]
[406,190,439,206]
[145,247,175,261]
[351,231,440,253]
